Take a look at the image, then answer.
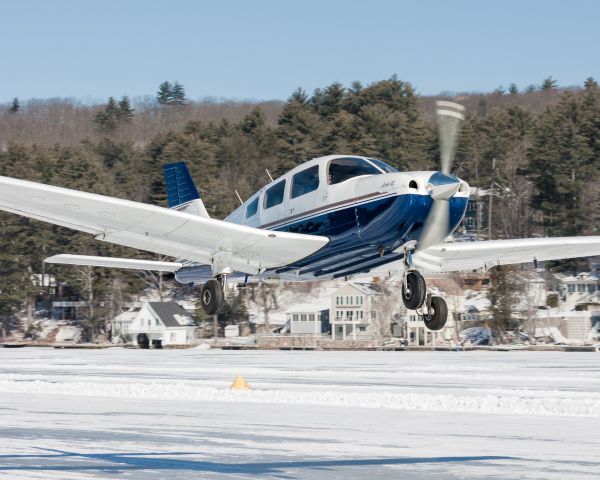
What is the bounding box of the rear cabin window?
[291,165,320,198]
[246,197,259,218]
[264,180,286,209]
[328,157,381,185]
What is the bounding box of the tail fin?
[162,162,209,217]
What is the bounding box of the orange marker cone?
[230,375,251,390]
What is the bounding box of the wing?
[413,236,600,272]
[45,254,183,272]
[0,176,329,275]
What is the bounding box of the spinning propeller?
[418,101,465,249]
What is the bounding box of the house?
[404,311,452,346]
[330,283,386,340]
[517,271,547,308]
[285,302,330,335]
[112,302,196,346]
[558,311,600,342]
[556,272,600,304]
[111,305,141,342]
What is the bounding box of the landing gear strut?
[201,276,225,315]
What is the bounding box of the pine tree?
[157,81,172,104]
[487,265,522,338]
[584,77,598,90]
[508,83,519,95]
[277,88,324,167]
[525,92,596,244]
[525,84,537,93]
[8,97,20,114]
[117,96,134,122]
[94,97,120,132]
[541,76,558,90]
[172,81,186,105]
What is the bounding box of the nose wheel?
[402,271,427,310]
[201,277,225,315]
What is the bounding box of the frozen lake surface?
[0,348,599,479]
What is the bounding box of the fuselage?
[175,155,469,284]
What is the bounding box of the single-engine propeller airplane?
[1,101,600,330]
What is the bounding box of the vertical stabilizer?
[162,162,209,218]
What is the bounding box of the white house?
[286,302,330,335]
[330,283,385,340]
[113,302,196,346]
[556,272,600,304]
[404,310,453,346]
[111,305,141,342]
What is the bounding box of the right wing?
[413,236,600,272]
[0,176,330,275]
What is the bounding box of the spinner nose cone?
[427,171,461,200]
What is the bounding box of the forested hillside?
[1,76,599,337]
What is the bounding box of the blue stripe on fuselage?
[269,193,467,279]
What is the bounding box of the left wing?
[412,236,600,272]
[0,176,329,275]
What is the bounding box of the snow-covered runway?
[0,348,599,479]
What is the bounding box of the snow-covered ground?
[0,349,599,479]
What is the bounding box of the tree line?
[1,76,599,339]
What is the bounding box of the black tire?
[423,296,448,331]
[137,333,150,349]
[402,271,426,310]
[201,279,224,316]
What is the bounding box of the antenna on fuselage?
[234,189,243,205]
[265,169,274,182]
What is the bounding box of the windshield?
[327,157,381,184]
[368,158,399,173]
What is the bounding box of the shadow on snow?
[0,449,515,475]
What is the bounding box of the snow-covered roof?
[249,312,288,326]
[555,272,600,283]
[285,302,329,314]
[113,311,138,323]
[348,282,385,296]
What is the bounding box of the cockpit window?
[327,157,381,185]
[368,158,399,173]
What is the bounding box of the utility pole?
[488,158,496,240]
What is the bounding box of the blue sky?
[1,0,598,102]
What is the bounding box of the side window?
[264,180,286,209]
[291,165,320,198]
[246,197,259,218]
[328,157,381,185]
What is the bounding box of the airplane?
[1,101,600,331]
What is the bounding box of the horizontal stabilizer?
[45,254,183,272]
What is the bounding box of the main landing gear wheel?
[402,271,426,310]
[201,279,224,315]
[423,296,448,331]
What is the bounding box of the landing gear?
[401,267,448,331]
[402,270,426,310]
[422,296,448,331]
[201,278,225,315]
